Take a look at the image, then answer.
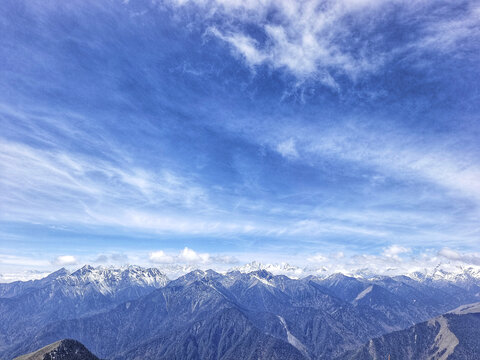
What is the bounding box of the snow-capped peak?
[230,261,304,278]
[407,264,480,283]
[60,265,169,295]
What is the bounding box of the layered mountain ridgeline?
[13,339,99,360]
[340,302,480,359]
[0,266,167,358]
[1,266,479,359]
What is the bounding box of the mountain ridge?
[13,339,99,360]
[2,266,480,359]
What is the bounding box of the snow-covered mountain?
[230,261,305,278]
[230,261,480,283]
[2,264,480,359]
[408,264,480,282]
[58,265,168,296]
[5,266,479,360]
[0,265,168,357]
[0,265,168,299]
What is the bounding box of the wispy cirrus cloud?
[235,118,480,206]
[0,138,208,222]
[0,0,478,280]
[169,0,479,86]
[411,2,480,55]
[0,254,51,267]
[188,0,389,84]
[1,125,478,250]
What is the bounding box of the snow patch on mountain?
[248,274,276,288]
[354,285,373,301]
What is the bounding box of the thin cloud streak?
[1,131,478,248]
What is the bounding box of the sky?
[1,0,480,280]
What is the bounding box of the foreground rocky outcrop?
[14,339,99,360]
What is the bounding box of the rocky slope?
[341,302,480,359]
[13,339,99,360]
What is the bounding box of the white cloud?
[0,138,208,220]
[208,27,268,66]
[382,245,410,259]
[438,248,480,266]
[307,253,328,263]
[413,3,480,54]
[148,249,238,266]
[249,119,480,209]
[0,270,53,283]
[149,250,174,264]
[93,253,130,264]
[54,255,78,266]
[179,247,210,263]
[276,138,298,159]
[3,247,480,282]
[0,254,51,267]
[2,107,479,247]
[204,0,386,83]
[210,255,239,265]
[168,0,478,86]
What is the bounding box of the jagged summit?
[228,261,480,282]
[45,267,70,279]
[13,339,99,360]
[1,266,480,360]
[407,265,480,283]
[3,263,480,291]
[231,261,304,277]
[64,265,169,294]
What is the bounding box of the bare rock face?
[14,339,100,360]
[341,302,480,360]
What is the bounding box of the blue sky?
[1,0,480,278]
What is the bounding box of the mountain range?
[1,265,479,359]
[0,266,167,358]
